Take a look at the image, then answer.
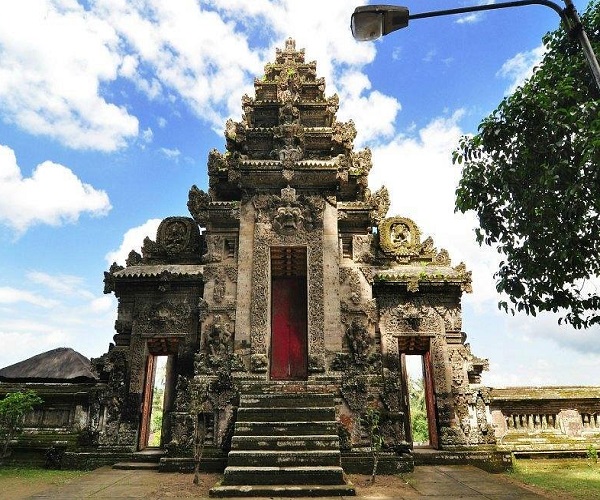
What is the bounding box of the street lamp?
[351,0,600,92]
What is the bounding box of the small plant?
[0,390,43,461]
[587,444,598,465]
[361,407,384,485]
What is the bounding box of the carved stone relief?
[134,299,192,333]
[187,185,211,226]
[249,194,326,372]
[339,267,376,326]
[204,265,237,304]
[378,296,445,336]
[352,234,374,263]
[204,235,224,263]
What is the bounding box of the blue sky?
[0,0,597,386]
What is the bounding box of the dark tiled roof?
[113,264,204,278]
[0,347,97,382]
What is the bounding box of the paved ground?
[28,465,550,499]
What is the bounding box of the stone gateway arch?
[96,39,496,495]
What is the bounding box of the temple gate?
[96,39,497,491]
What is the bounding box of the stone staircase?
[210,390,355,497]
[112,449,165,470]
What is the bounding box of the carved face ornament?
[273,204,303,234]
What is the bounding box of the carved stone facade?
[94,39,495,465]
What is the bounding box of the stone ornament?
[156,217,200,256]
[134,299,192,333]
[379,216,421,257]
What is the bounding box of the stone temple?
[95,38,496,490]
[18,37,594,495]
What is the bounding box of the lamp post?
[351,0,600,93]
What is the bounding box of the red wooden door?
[139,355,155,449]
[399,353,413,445]
[270,277,307,380]
[423,350,439,449]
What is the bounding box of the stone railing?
[490,387,600,453]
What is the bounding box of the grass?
[0,466,86,496]
[509,457,600,499]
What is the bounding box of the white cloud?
[160,147,181,160]
[423,49,437,63]
[478,311,600,387]
[0,1,138,151]
[0,1,399,150]
[90,295,115,314]
[0,144,112,234]
[0,268,117,369]
[141,127,154,144]
[497,44,545,94]
[369,110,501,304]
[0,293,116,368]
[337,71,400,147]
[0,287,58,308]
[27,271,95,300]
[455,0,496,24]
[105,218,162,266]
[456,13,482,24]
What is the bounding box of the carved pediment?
[135,299,192,333]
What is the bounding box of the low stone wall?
[0,382,104,467]
[490,387,600,454]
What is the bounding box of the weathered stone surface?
[1,37,523,475]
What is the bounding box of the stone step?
[221,466,347,486]
[209,483,356,497]
[227,450,341,467]
[112,461,160,470]
[239,393,334,408]
[237,406,335,422]
[234,420,337,436]
[231,434,339,451]
[131,449,165,462]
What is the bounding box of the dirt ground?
[149,473,413,497]
[2,471,413,499]
[2,469,557,499]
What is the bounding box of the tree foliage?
[0,390,43,459]
[409,378,429,444]
[454,0,600,328]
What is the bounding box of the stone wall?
[0,382,104,466]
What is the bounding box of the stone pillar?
[322,201,342,352]
[234,200,254,351]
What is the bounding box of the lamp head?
[351,5,410,41]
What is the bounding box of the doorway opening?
[399,337,439,449]
[270,246,308,381]
[139,351,176,450]
[405,355,429,446]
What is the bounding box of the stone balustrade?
[490,387,600,453]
